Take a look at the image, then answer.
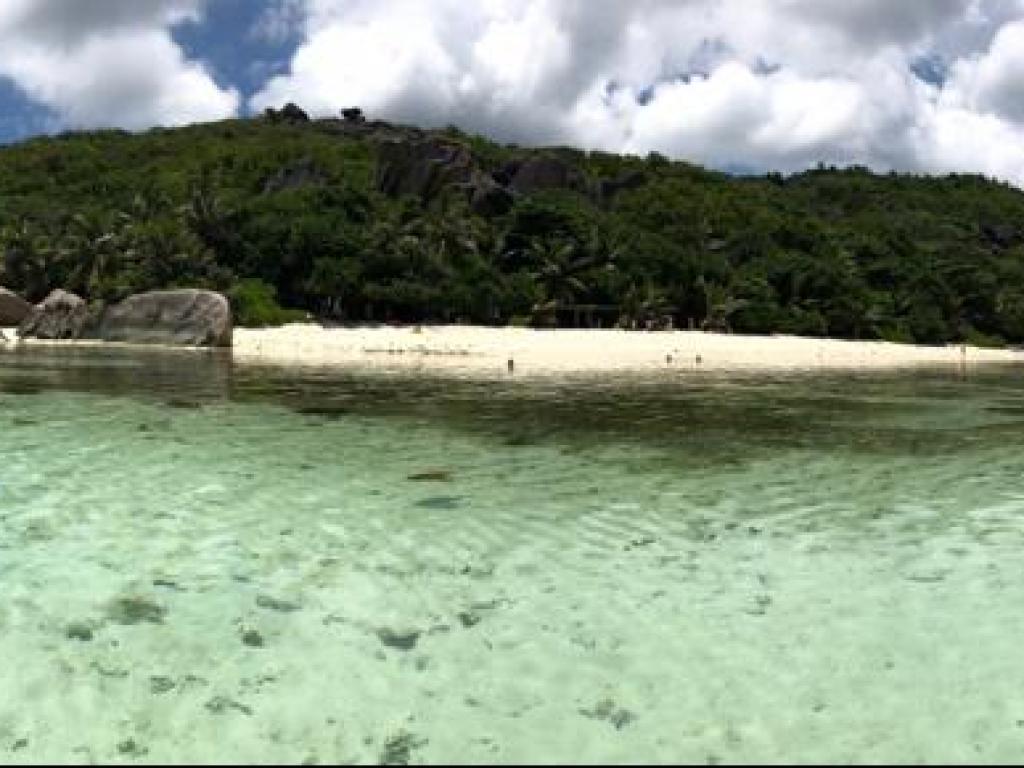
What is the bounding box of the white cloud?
[913,105,1024,183]
[249,0,1024,186]
[778,0,969,49]
[944,19,1024,123]
[0,0,202,44]
[0,0,239,132]
[255,2,461,124]
[5,0,1024,187]
[249,0,307,45]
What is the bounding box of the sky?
[2,0,1024,185]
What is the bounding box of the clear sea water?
[2,346,1024,764]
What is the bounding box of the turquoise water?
[2,347,1024,764]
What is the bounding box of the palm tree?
[698,277,748,332]
[619,281,673,330]
[181,169,232,250]
[524,238,595,326]
[59,212,123,299]
[0,219,57,300]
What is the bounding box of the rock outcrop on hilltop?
[0,287,32,326]
[374,137,516,216]
[505,155,588,195]
[376,138,476,199]
[264,102,310,123]
[374,138,592,216]
[18,289,233,347]
[264,105,641,217]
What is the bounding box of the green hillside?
[2,106,1024,345]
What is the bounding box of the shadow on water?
[0,345,234,405]
[3,345,1024,464]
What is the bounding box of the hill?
[2,105,1024,345]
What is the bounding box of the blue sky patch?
[0,1,304,145]
[0,77,58,145]
[172,0,301,114]
[910,54,948,87]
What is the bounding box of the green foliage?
[229,279,307,328]
[964,327,1006,349]
[2,115,1024,343]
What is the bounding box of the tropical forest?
[2,104,1024,346]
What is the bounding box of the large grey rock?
[376,138,518,215]
[506,155,588,195]
[264,102,309,123]
[19,290,92,340]
[596,170,648,204]
[262,157,326,194]
[468,171,515,216]
[0,287,32,326]
[341,106,365,123]
[376,138,475,200]
[96,290,232,347]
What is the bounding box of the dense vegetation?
[2,109,1024,345]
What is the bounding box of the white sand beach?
[4,323,1024,374]
[232,324,1024,374]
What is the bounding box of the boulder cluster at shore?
[0,287,33,326]
[0,288,232,347]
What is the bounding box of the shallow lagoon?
[2,347,1024,764]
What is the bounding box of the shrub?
[229,279,307,327]
[878,324,915,344]
[964,327,1006,349]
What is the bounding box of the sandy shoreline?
[3,323,1024,375]
[238,324,1024,374]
